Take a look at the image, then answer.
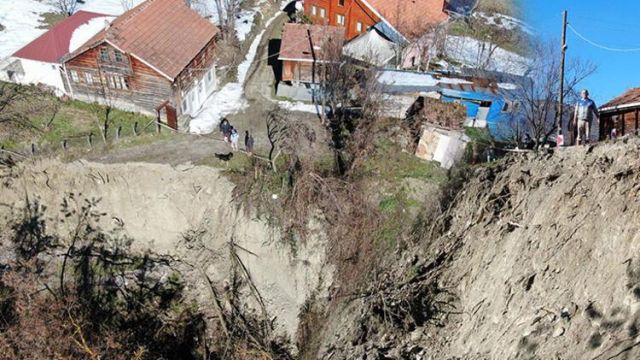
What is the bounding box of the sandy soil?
[0,158,331,338]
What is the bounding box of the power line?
[567,23,640,53]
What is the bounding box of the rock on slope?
[316,139,640,359]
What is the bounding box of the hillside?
[310,138,640,359]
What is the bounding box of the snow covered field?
[0,0,141,60]
[445,35,530,76]
[0,1,54,59]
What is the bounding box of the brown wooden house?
[278,23,345,84]
[303,0,448,41]
[62,0,219,129]
[599,88,640,140]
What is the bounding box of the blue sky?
[524,1,640,105]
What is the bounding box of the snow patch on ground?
[377,70,472,87]
[0,0,54,59]
[278,101,324,114]
[69,16,115,53]
[189,10,280,134]
[445,35,530,76]
[475,12,533,35]
[77,0,145,16]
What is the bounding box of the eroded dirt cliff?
[315,139,640,360]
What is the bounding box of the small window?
[336,14,345,26]
[356,21,363,32]
[501,101,511,113]
[108,75,115,88]
[311,5,317,16]
[114,50,123,62]
[207,69,213,81]
[338,0,345,6]
[85,72,93,84]
[182,99,188,113]
[100,48,109,61]
[122,77,129,89]
[70,70,79,82]
[320,8,326,18]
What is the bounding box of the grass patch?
[362,138,448,185]
[38,12,65,29]
[1,82,155,151]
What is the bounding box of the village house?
[302,0,448,41]
[599,88,640,140]
[62,0,219,129]
[0,11,114,95]
[279,23,345,84]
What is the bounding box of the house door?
[156,101,178,131]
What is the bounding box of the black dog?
[215,152,234,161]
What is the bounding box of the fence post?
[116,126,122,140]
[133,122,138,136]
[156,119,161,134]
[31,143,35,155]
[88,133,93,148]
[62,139,68,151]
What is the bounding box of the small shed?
[278,23,345,84]
[599,88,640,139]
[415,125,470,169]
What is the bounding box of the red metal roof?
[279,23,345,62]
[67,0,219,80]
[12,11,109,63]
[601,88,640,110]
[365,0,448,39]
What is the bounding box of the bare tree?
[210,0,240,38]
[265,106,315,174]
[50,0,78,16]
[507,39,596,148]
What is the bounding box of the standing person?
[219,118,232,143]
[573,89,599,146]
[244,130,254,155]
[230,127,239,151]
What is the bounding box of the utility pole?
[557,10,568,140]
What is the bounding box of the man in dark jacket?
[245,130,254,155]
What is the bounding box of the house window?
[320,7,326,18]
[108,75,116,88]
[356,21,363,32]
[114,50,123,62]
[338,0,345,6]
[311,5,317,16]
[70,70,79,82]
[207,69,213,82]
[336,14,345,26]
[85,72,93,84]
[182,99,188,113]
[100,48,109,61]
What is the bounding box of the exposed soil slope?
[0,159,331,339]
[315,139,640,360]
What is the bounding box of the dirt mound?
[313,139,640,359]
[0,158,331,339]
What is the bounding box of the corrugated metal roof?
[12,11,109,63]
[278,23,345,62]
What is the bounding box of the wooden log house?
[62,0,219,129]
[599,88,640,140]
[303,0,448,41]
[278,23,345,84]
